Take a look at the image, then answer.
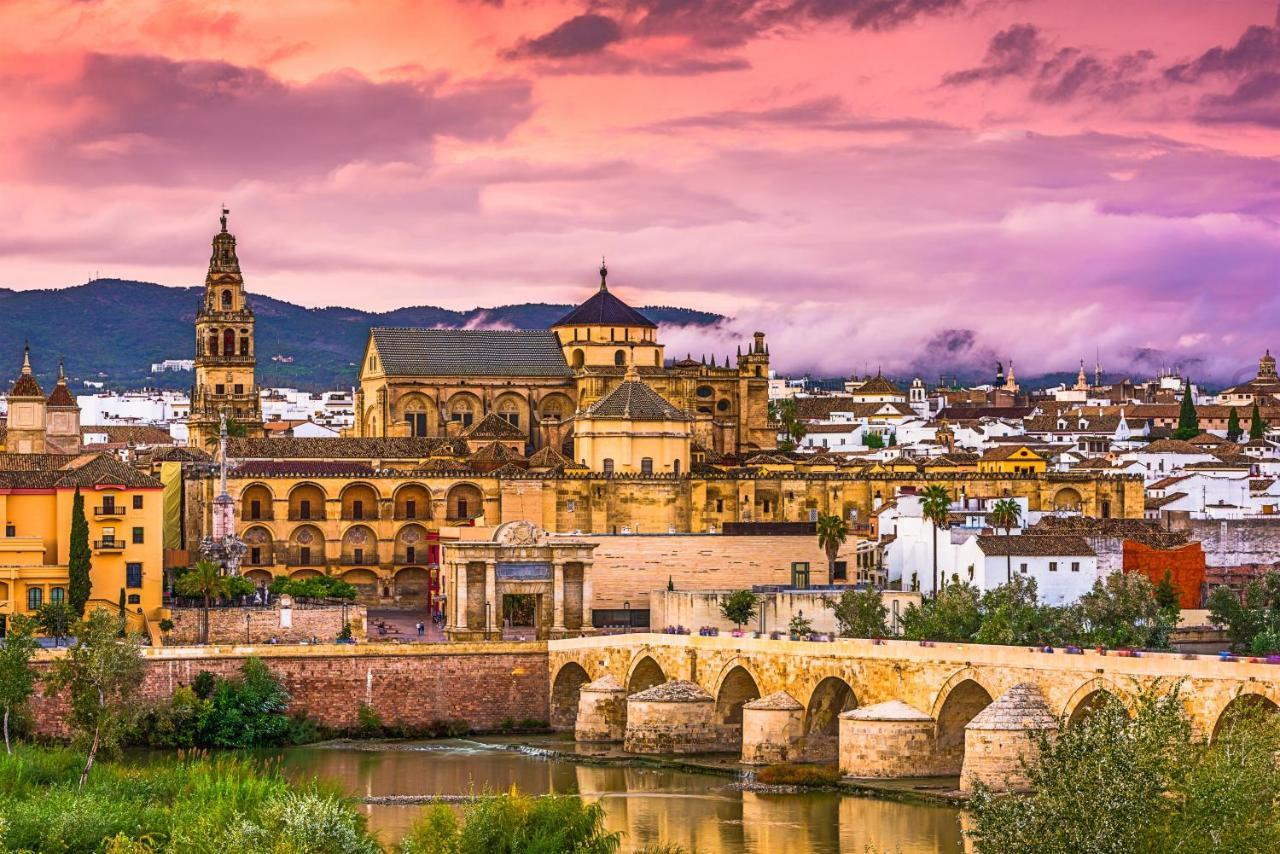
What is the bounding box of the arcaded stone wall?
[839,718,940,778]
[165,605,367,645]
[31,643,547,738]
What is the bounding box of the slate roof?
[975,534,1096,557]
[464,412,526,440]
[370,328,572,377]
[551,286,656,329]
[583,379,689,421]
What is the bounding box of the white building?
[959,535,1100,605]
[76,390,191,426]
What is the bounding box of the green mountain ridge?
[0,279,722,392]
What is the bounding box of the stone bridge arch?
[1211,687,1280,741]
[802,675,858,760]
[932,668,997,775]
[551,661,593,732]
[627,653,669,695]
[1062,677,1135,728]
[713,662,763,748]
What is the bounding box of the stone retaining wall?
[165,605,367,645]
[30,643,547,738]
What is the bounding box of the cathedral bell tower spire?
[188,208,261,448]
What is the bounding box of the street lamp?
[245,611,251,644]
[485,601,492,639]
[623,600,631,632]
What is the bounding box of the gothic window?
[223,328,235,355]
[449,399,475,427]
[614,350,626,366]
[221,290,232,309]
[497,400,520,427]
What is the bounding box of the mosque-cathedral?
[167,214,1143,610]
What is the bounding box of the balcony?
[285,550,326,567]
[94,539,126,551]
[94,505,126,519]
[287,513,327,522]
[339,555,378,566]
[195,353,256,366]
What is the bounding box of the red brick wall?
[1123,541,1206,608]
[30,645,549,738]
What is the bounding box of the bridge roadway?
[548,633,1280,761]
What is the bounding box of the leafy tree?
[919,485,951,597]
[36,601,75,647]
[268,573,357,602]
[815,513,849,585]
[1172,378,1199,440]
[973,575,1054,646]
[1078,572,1175,650]
[0,614,38,753]
[67,486,92,618]
[1207,572,1280,653]
[887,432,897,447]
[770,398,807,451]
[862,432,885,449]
[198,657,292,748]
[826,587,886,638]
[1226,406,1243,442]
[719,589,759,630]
[43,608,145,788]
[1154,569,1181,615]
[174,560,230,645]
[987,497,1022,583]
[1250,400,1267,441]
[901,580,981,642]
[788,610,813,637]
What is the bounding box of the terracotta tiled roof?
[469,441,526,463]
[9,372,42,398]
[228,437,448,459]
[795,398,913,421]
[150,446,211,463]
[0,452,160,489]
[464,412,526,440]
[1029,516,1188,547]
[975,534,1095,557]
[232,460,376,477]
[981,445,1043,461]
[1137,439,1206,454]
[853,374,902,395]
[47,381,76,407]
[82,425,175,446]
[583,379,688,421]
[527,446,571,468]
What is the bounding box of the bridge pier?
[624,680,721,754]
[960,683,1057,792]
[741,692,805,764]
[575,674,627,742]
[838,700,941,778]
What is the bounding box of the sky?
[1,0,1279,384]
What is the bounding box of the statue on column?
[200,412,248,575]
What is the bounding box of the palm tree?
[174,560,230,644]
[816,514,850,583]
[919,485,951,598]
[988,498,1022,583]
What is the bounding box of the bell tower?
[188,208,260,447]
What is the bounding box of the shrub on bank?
[399,790,620,854]
[0,747,381,854]
[755,763,841,786]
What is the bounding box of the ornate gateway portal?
[443,521,597,641]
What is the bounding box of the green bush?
[356,704,384,737]
[268,574,357,602]
[399,791,621,854]
[755,763,841,786]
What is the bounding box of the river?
[273,739,967,853]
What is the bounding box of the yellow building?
[572,367,692,475]
[978,445,1048,475]
[0,452,165,636]
[354,262,775,461]
[188,209,262,448]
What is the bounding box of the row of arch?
[240,565,435,606]
[239,481,485,523]
[551,657,1280,758]
[242,522,441,567]
[393,391,576,435]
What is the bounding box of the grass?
[755,763,842,786]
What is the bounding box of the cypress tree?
[1226,407,1242,443]
[1173,379,1199,440]
[1250,401,1267,441]
[68,486,92,618]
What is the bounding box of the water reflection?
[276,741,966,853]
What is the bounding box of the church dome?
[551,262,656,329]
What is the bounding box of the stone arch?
[239,482,274,522]
[714,663,763,729]
[287,524,326,567]
[363,406,381,437]
[340,524,378,566]
[340,482,380,521]
[1053,487,1083,511]
[289,568,323,579]
[1062,678,1133,729]
[393,482,432,520]
[803,675,858,759]
[933,671,996,773]
[242,525,274,568]
[627,654,667,695]
[539,392,574,422]
[394,523,430,565]
[1212,690,1280,741]
[614,349,626,366]
[243,568,273,587]
[571,349,585,369]
[393,566,432,608]
[493,392,527,430]
[287,482,327,520]
[446,391,482,427]
[447,483,484,521]
[552,662,592,732]
[341,568,379,603]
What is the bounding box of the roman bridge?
[549,634,1280,778]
